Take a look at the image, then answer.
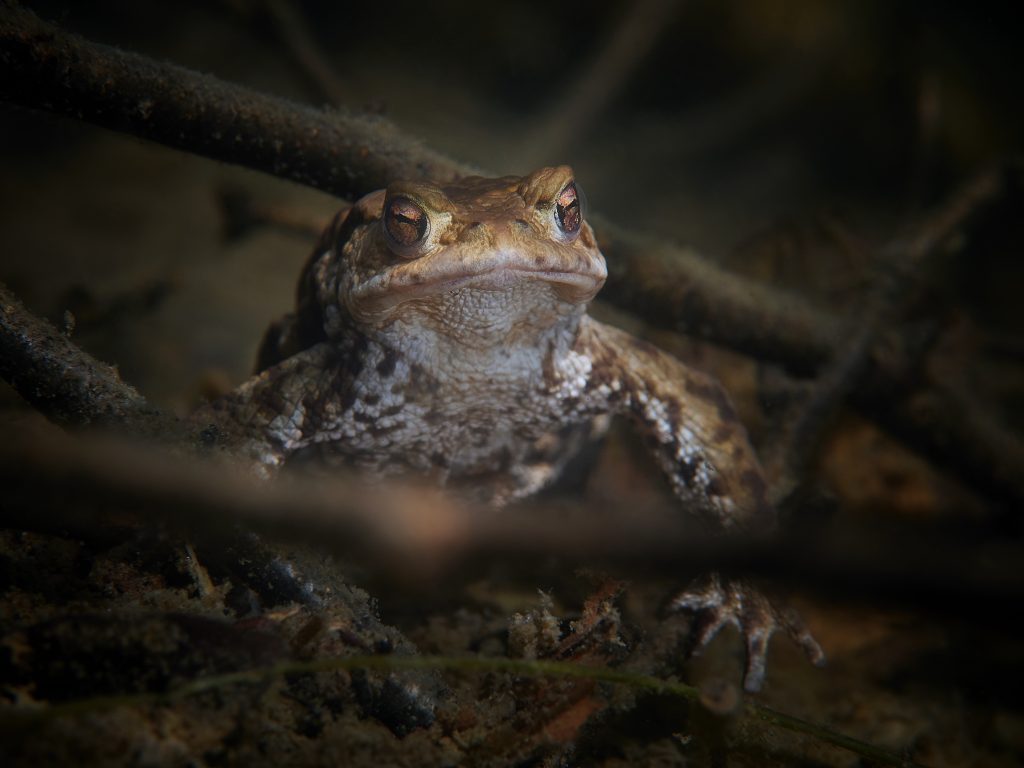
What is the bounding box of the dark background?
[2,1,1023,765]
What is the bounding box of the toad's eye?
[383,196,429,252]
[554,181,582,237]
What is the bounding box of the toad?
[205,166,823,691]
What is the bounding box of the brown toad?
[207,166,823,690]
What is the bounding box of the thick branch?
[0,2,466,199]
[595,219,840,367]
[0,282,172,433]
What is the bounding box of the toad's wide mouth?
[348,250,607,318]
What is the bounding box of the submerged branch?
[595,218,841,367]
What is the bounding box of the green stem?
[1,653,928,767]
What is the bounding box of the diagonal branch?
[0,282,174,434]
[0,1,466,199]
[769,168,1009,495]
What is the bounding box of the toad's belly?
[292,396,599,504]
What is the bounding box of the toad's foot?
[671,573,825,692]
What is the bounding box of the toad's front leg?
[572,317,824,691]
[193,342,363,473]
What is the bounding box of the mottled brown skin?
[205,166,822,690]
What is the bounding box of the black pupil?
[556,184,581,234]
[386,198,427,246]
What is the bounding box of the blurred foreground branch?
[2,422,1021,621]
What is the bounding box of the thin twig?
[223,0,348,105]
[260,0,348,104]
[519,0,682,166]
[771,167,1005,498]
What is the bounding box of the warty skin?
[201,166,823,690]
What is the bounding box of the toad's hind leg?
[672,574,825,692]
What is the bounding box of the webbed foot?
[671,573,825,692]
